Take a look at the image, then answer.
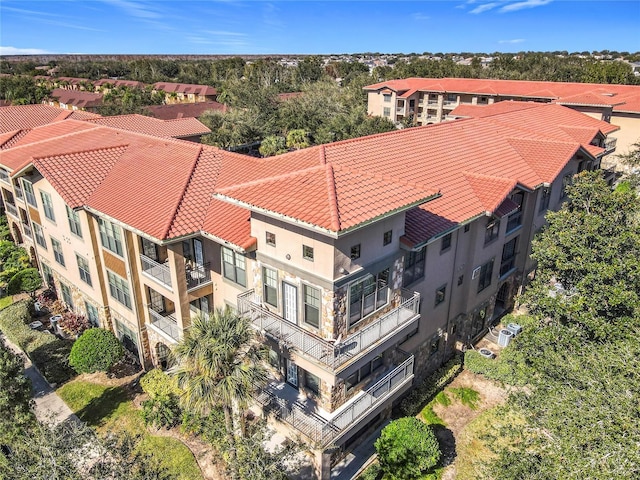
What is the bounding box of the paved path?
[330,419,390,480]
[1,333,79,425]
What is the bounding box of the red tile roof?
[49,88,103,108]
[153,82,217,96]
[365,77,640,114]
[146,101,226,120]
[85,114,211,138]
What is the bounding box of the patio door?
[193,239,204,267]
[286,358,298,388]
[282,283,298,324]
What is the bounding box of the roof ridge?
[324,163,341,232]
[215,164,327,194]
[31,143,130,162]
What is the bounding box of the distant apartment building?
[47,88,103,112]
[152,82,218,104]
[0,102,617,478]
[364,77,640,156]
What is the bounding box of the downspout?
[443,228,462,360]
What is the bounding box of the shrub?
[49,300,67,315]
[7,268,42,297]
[400,353,463,416]
[37,289,57,307]
[58,312,90,336]
[140,369,181,398]
[375,417,441,480]
[356,463,382,480]
[69,328,124,374]
[464,350,527,386]
[142,395,181,429]
[0,300,75,384]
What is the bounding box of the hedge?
[69,328,124,374]
[0,299,75,385]
[400,353,463,416]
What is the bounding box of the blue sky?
[1,1,639,55]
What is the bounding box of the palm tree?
[172,308,266,473]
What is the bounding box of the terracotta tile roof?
[146,101,226,120]
[85,114,211,138]
[364,77,640,113]
[93,79,146,89]
[49,88,103,108]
[554,92,625,107]
[0,105,70,132]
[450,101,540,118]
[153,82,217,96]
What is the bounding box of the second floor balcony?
[238,289,420,371]
[5,203,18,218]
[147,307,181,343]
[140,254,172,289]
[604,137,617,154]
[186,262,211,291]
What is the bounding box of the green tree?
[7,268,42,298]
[259,135,287,157]
[172,309,266,476]
[69,328,124,373]
[374,417,441,480]
[0,339,34,442]
[285,129,310,150]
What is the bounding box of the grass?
[0,295,13,309]
[450,387,481,410]
[58,379,203,480]
[421,403,445,426]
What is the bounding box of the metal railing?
[148,307,181,341]
[14,187,24,201]
[140,254,172,288]
[22,223,32,239]
[5,203,18,218]
[604,137,617,153]
[186,262,211,290]
[238,289,420,370]
[257,356,414,445]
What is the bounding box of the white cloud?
[101,0,161,19]
[0,46,52,55]
[412,13,430,21]
[469,2,501,14]
[202,30,247,37]
[499,38,526,44]
[500,0,553,12]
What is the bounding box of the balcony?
[147,308,181,342]
[427,99,439,105]
[22,223,32,239]
[5,203,18,218]
[14,187,24,203]
[604,137,617,154]
[255,355,414,446]
[186,262,211,291]
[396,107,405,114]
[0,170,9,184]
[140,254,172,289]
[238,289,420,371]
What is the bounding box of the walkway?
[1,333,78,425]
[330,419,390,480]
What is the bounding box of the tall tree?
[172,309,266,476]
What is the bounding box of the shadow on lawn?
[434,425,457,467]
[74,386,133,427]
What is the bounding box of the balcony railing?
[0,170,9,184]
[5,203,18,218]
[604,137,617,153]
[186,262,211,290]
[140,254,172,288]
[147,307,180,342]
[238,289,420,370]
[24,191,37,207]
[22,223,32,239]
[14,187,24,202]
[427,99,439,105]
[255,355,414,445]
[396,107,405,114]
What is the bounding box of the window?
[303,245,314,261]
[349,269,389,326]
[60,283,73,309]
[33,223,47,249]
[98,218,123,256]
[303,284,321,328]
[430,336,440,356]
[441,233,452,252]
[66,206,82,238]
[485,218,500,244]
[539,187,551,213]
[41,263,54,286]
[222,247,246,286]
[190,295,211,317]
[464,224,470,233]
[506,192,524,233]
[403,246,426,287]
[447,94,456,102]
[51,237,65,266]
[350,244,361,260]
[383,107,391,117]
[500,237,518,277]
[114,318,138,357]
[265,231,276,246]
[383,230,392,246]
[561,174,572,198]
[76,254,92,286]
[346,356,383,392]
[41,191,55,222]
[305,371,320,395]
[409,99,415,108]
[108,271,132,309]
[86,302,99,327]
[22,180,37,207]
[383,94,391,103]
[477,259,494,293]
[435,284,447,306]
[263,267,278,307]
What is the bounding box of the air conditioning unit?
[478,348,495,359]
[498,329,513,347]
[506,323,522,336]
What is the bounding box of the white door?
[282,283,298,324]
[286,358,298,387]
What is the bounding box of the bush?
[69,328,124,374]
[400,353,463,416]
[7,268,42,297]
[0,300,75,384]
[142,395,181,429]
[375,417,441,480]
[58,312,90,336]
[140,369,181,398]
[356,463,382,480]
[37,289,57,307]
[464,350,527,386]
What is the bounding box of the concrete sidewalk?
[1,333,78,425]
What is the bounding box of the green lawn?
[0,296,13,310]
[58,380,202,480]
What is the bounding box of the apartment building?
[364,77,640,155]
[48,88,104,111]
[0,102,617,478]
[152,82,218,104]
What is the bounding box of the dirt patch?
[430,370,507,480]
